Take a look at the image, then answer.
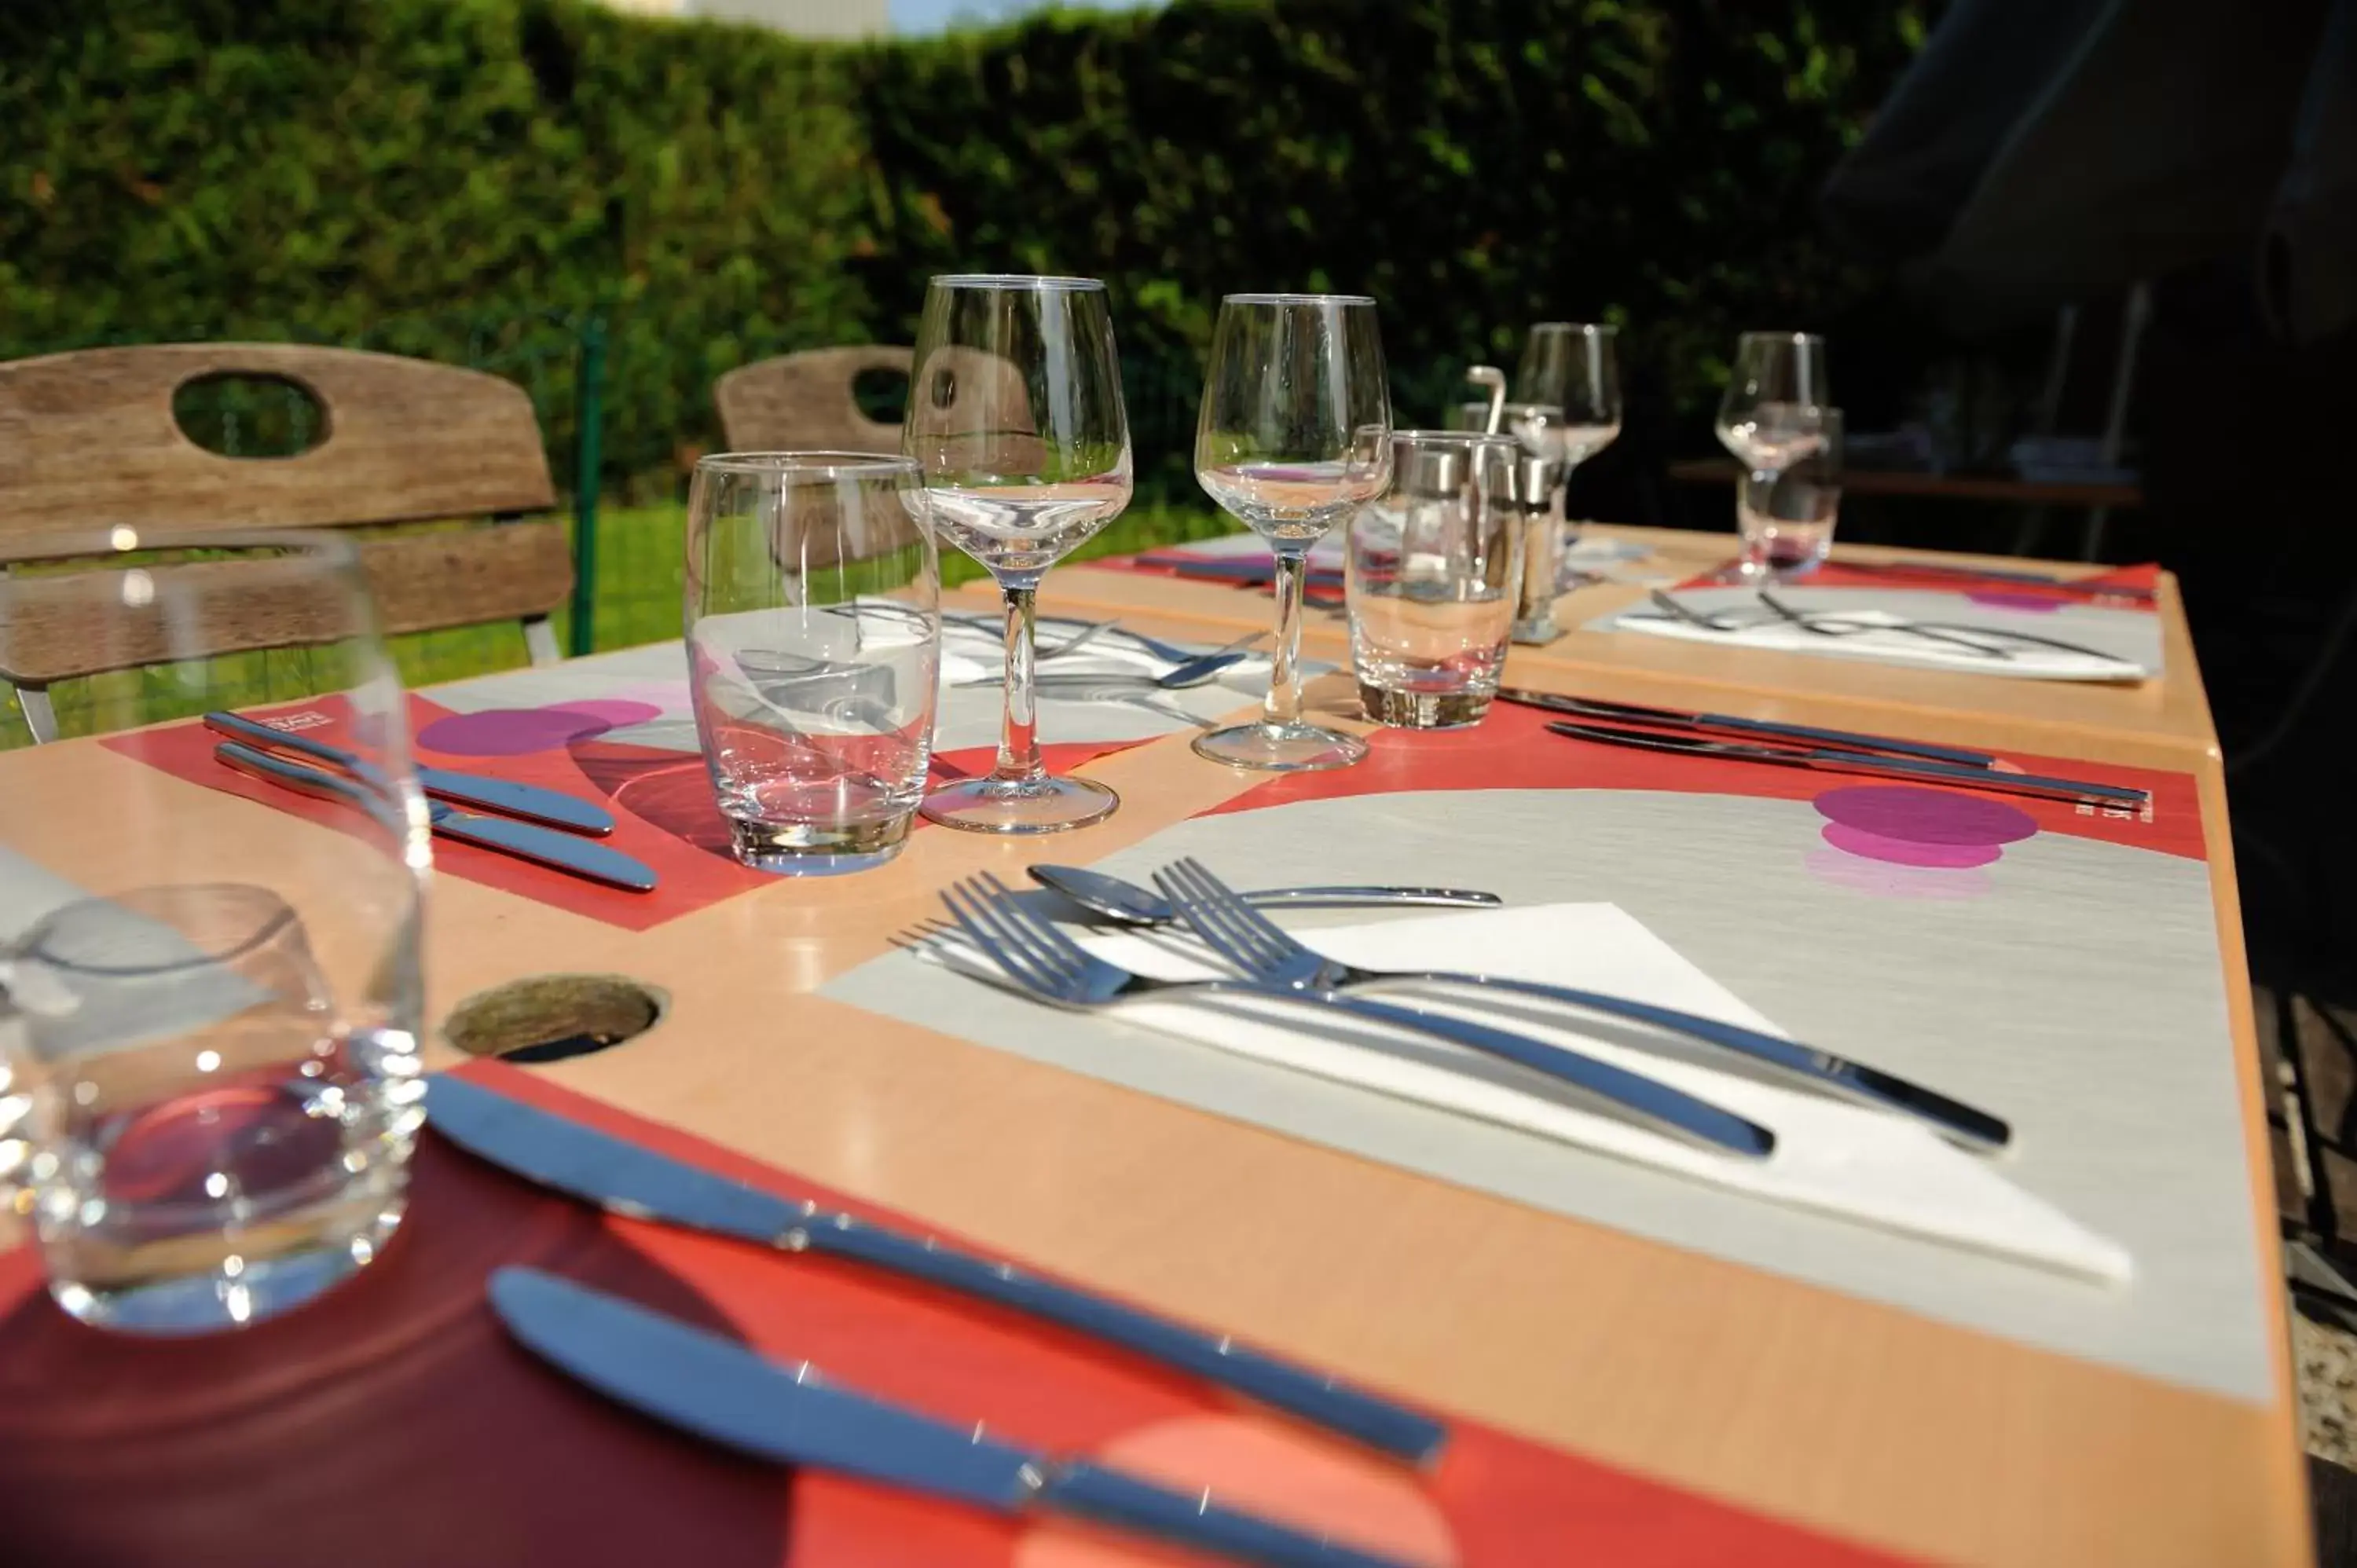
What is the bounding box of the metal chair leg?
[12,683,58,743]
[522,617,563,666]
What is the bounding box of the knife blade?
[427,1075,1445,1464]
[489,1269,1417,1568]
[1542,720,2151,807]
[1495,687,1998,768]
[214,743,658,892]
[204,709,618,836]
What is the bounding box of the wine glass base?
[921,774,1120,835]
[1192,721,1368,773]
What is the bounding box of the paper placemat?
[1596,578,2165,683]
[0,1064,1906,1567]
[828,702,2267,1404]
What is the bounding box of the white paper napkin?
[1054,902,2129,1282]
[1603,587,2158,682]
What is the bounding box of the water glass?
[0,531,427,1335]
[1193,292,1392,771]
[1346,431,1522,728]
[685,452,940,872]
[904,275,1132,834]
[1737,405,1844,581]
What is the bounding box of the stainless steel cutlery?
[1028,864,1501,924]
[918,872,1776,1160]
[215,742,658,892]
[489,1268,1419,1568]
[205,709,618,834]
[425,1075,1446,1462]
[1146,858,2007,1153]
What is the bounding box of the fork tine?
[962,872,1090,991]
[1153,859,1279,973]
[1164,858,1296,969]
[940,877,1057,993]
[1172,858,1309,964]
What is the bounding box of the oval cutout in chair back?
[852,364,910,427]
[172,371,330,459]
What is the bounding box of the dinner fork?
[1149,857,2009,1154]
[919,873,1775,1160]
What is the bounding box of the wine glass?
[1513,321,1622,471]
[1193,293,1392,771]
[1716,330,1830,482]
[0,531,428,1334]
[902,276,1132,833]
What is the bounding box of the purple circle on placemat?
[548,699,665,730]
[1813,784,2037,847]
[1966,591,2063,613]
[1821,822,2005,868]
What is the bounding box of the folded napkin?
[1602,585,2159,682]
[1058,903,2128,1282]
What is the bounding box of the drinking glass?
[1736,405,1844,581]
[1346,431,1522,728]
[1514,321,1623,474]
[1193,293,1392,771]
[1716,331,1830,515]
[903,275,1132,833]
[684,452,940,871]
[0,531,427,1335]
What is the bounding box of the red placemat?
[1206,695,2201,863]
[0,1063,1912,1566]
[104,697,1145,932]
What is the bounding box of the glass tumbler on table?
[1346,430,1523,728]
[684,452,941,871]
[904,275,1132,834]
[1716,332,1831,562]
[0,531,427,1335]
[1736,405,1843,581]
[1194,292,1393,771]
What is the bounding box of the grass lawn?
[0,500,1236,749]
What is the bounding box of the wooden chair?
[0,343,570,742]
[713,346,911,452]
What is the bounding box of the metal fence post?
[569,312,608,657]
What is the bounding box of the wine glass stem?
[992,582,1044,784]
[1263,548,1309,730]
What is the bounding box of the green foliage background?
[0,0,1926,500]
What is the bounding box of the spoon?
[1028,864,1502,925]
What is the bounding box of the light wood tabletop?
[971,526,2218,769]
[0,575,2305,1565]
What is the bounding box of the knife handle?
[1693,711,1995,768]
[1803,747,2148,805]
[206,710,361,773]
[791,1219,1447,1464]
[216,740,373,808]
[1040,1462,1419,1568]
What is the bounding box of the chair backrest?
[0,343,571,693]
[713,346,911,453]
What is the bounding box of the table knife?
[215,743,658,892]
[427,1075,1445,1464]
[489,1269,1417,1568]
[1831,560,2157,601]
[1150,558,1345,586]
[204,709,618,836]
[1497,688,1997,768]
[1543,720,2151,807]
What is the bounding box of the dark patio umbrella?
[1823,0,2352,341]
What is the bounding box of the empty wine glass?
[1514,321,1622,472]
[1716,332,1830,519]
[1193,293,1391,771]
[903,276,1133,833]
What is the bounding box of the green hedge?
[1,0,1926,498]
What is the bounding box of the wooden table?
[0,548,2306,1566]
[977,526,2217,771]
